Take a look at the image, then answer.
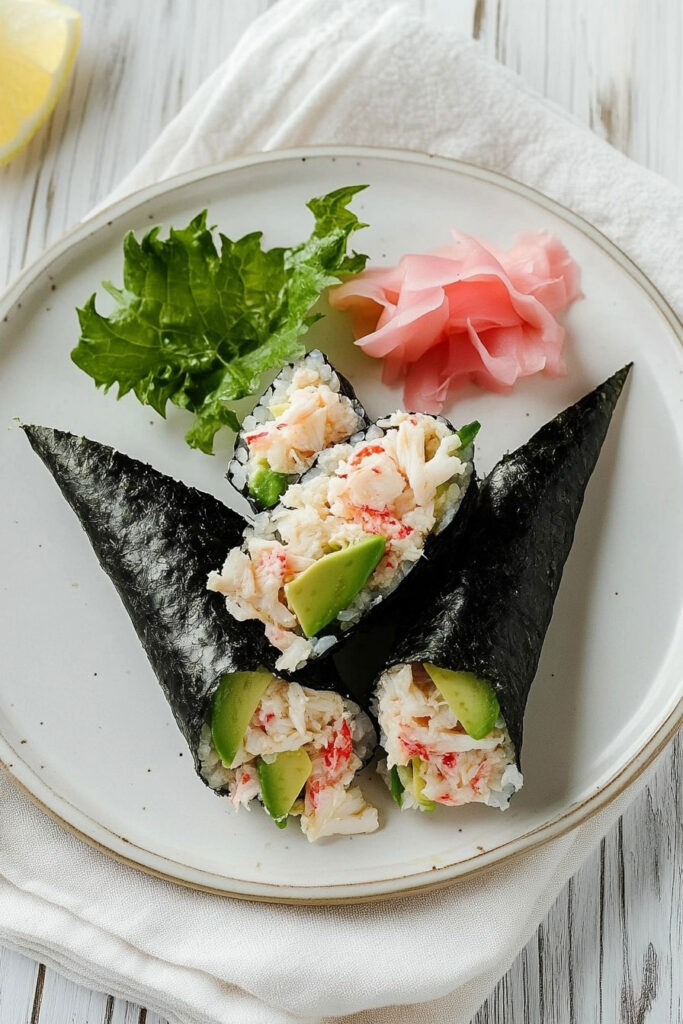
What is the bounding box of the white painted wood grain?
[37,969,166,1024]
[0,949,38,1024]
[38,969,111,1024]
[0,1,680,1022]
[0,0,272,288]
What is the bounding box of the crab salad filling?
[199,675,378,842]
[377,664,523,810]
[229,351,364,504]
[209,411,474,671]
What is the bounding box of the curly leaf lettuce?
[72,185,369,453]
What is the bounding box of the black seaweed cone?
[384,365,632,764]
[22,426,350,774]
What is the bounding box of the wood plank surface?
[0,1,680,1023]
[0,950,38,1024]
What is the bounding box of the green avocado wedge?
[248,461,290,509]
[211,670,274,767]
[397,757,436,812]
[258,748,313,825]
[284,535,386,638]
[389,764,404,808]
[423,664,500,741]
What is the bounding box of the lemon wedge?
[0,0,81,165]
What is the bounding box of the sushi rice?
[228,350,365,506]
[209,411,474,671]
[198,677,378,841]
[376,664,523,810]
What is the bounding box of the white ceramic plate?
[1,148,682,903]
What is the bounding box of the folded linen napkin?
[1,1,680,1022]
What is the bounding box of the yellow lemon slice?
[0,0,81,165]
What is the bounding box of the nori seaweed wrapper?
[22,426,353,776]
[382,365,631,763]
[227,349,368,513]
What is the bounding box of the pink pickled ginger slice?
[329,229,580,413]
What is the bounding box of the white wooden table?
[1,2,681,1022]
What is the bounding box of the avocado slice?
[211,670,273,767]
[248,460,289,508]
[389,764,404,807]
[423,664,500,740]
[396,757,436,811]
[284,535,386,637]
[257,748,313,825]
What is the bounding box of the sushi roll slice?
[375,365,631,812]
[199,669,378,839]
[377,664,521,812]
[228,350,367,512]
[23,426,378,840]
[209,411,478,672]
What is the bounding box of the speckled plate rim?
[1,146,681,905]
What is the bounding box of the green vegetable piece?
[423,664,500,740]
[211,670,273,767]
[257,748,312,824]
[71,186,369,454]
[284,535,386,637]
[457,421,481,449]
[397,758,436,811]
[389,764,404,808]
[248,461,289,508]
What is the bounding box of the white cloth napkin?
[2,1,681,1022]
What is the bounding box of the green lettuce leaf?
[72,186,369,454]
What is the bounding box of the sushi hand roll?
[200,669,378,839]
[23,426,378,841]
[228,350,367,511]
[375,366,631,812]
[209,412,478,672]
[378,664,521,811]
